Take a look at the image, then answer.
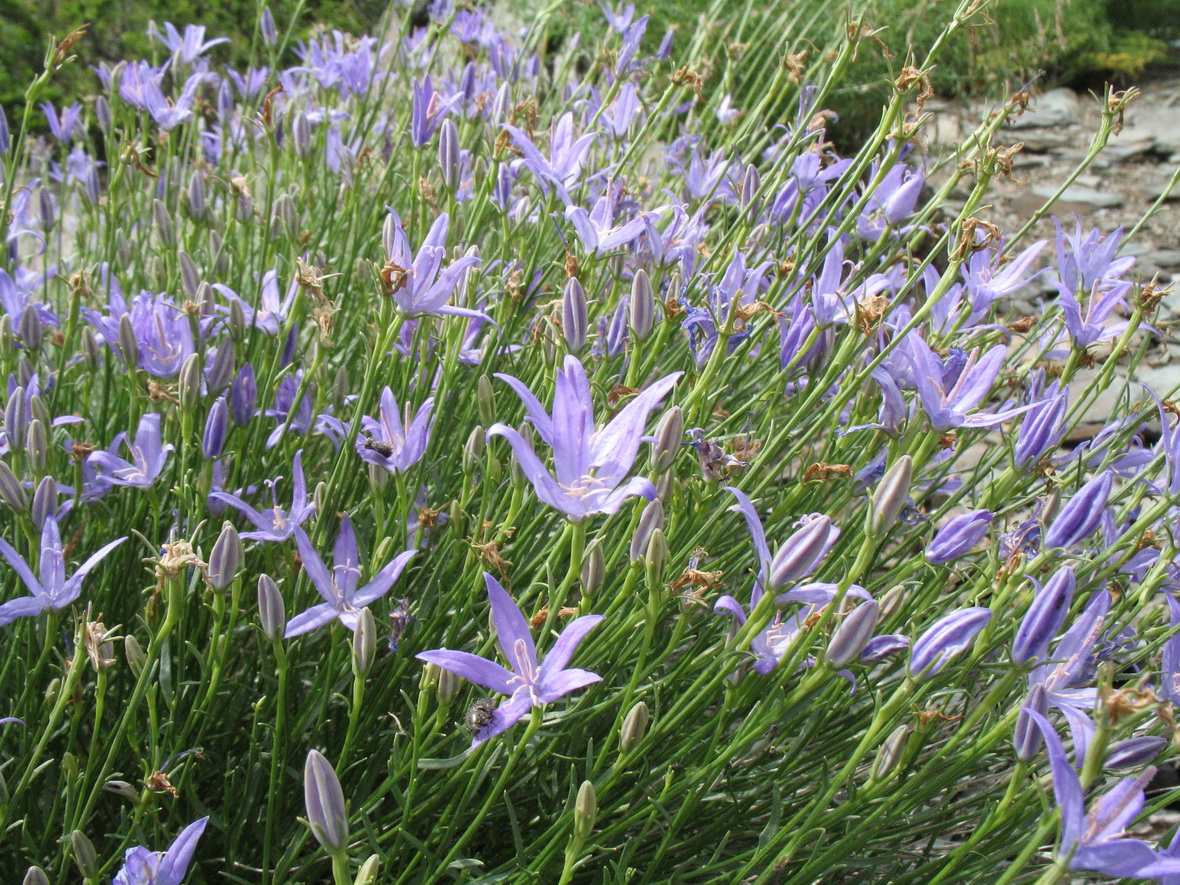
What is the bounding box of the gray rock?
[1146,249,1180,269]
[1030,185,1124,209]
[1006,88,1080,129]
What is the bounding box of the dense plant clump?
[1,1,1180,883]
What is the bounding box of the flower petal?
[484,573,536,670]
[284,603,339,638]
[416,649,515,695]
[538,614,604,683]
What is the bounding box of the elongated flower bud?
[1011,566,1075,665]
[645,529,668,589]
[581,541,605,596]
[304,749,349,851]
[620,701,650,753]
[292,111,312,156]
[207,523,242,590]
[629,269,654,339]
[187,171,206,218]
[203,398,229,459]
[740,163,761,217]
[1043,471,1112,550]
[30,476,55,528]
[179,251,200,297]
[925,509,993,565]
[274,193,298,240]
[258,574,286,640]
[179,352,203,411]
[24,867,49,885]
[125,634,146,677]
[1014,387,1067,468]
[879,584,906,623]
[153,199,175,248]
[1106,737,1168,769]
[5,387,27,448]
[768,515,836,589]
[908,607,991,680]
[869,455,912,536]
[260,6,277,45]
[438,118,460,189]
[562,277,588,352]
[353,855,380,885]
[871,724,913,781]
[23,420,44,475]
[205,340,235,396]
[1013,684,1048,762]
[630,499,664,562]
[353,607,377,676]
[19,304,42,348]
[650,406,683,473]
[477,375,496,427]
[826,600,880,668]
[230,363,257,426]
[575,781,597,839]
[71,830,98,878]
[0,461,26,511]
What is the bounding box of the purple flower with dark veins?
[285,515,416,637]
[417,573,604,746]
[210,450,316,543]
[487,355,681,521]
[0,516,125,627]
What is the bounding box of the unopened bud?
[630,499,664,562]
[353,855,380,885]
[179,352,203,410]
[125,634,146,677]
[153,199,175,248]
[117,313,140,369]
[580,541,605,596]
[438,118,460,189]
[463,425,485,473]
[871,724,912,781]
[273,193,298,240]
[433,662,460,704]
[651,406,683,473]
[825,600,880,669]
[562,277,588,351]
[207,523,242,590]
[869,454,912,535]
[71,830,98,878]
[1014,683,1049,762]
[95,96,112,132]
[203,397,229,459]
[81,326,100,368]
[574,780,597,839]
[629,269,654,339]
[0,461,26,511]
[620,701,649,753]
[179,251,200,297]
[258,574,286,640]
[477,375,496,426]
[19,304,42,349]
[230,363,257,426]
[879,584,906,623]
[260,6,278,45]
[304,749,349,851]
[30,475,55,529]
[645,529,668,589]
[23,866,49,885]
[187,171,206,218]
[352,607,376,676]
[25,419,46,473]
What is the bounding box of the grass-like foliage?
[0,1,1179,883]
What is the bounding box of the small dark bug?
[387,598,414,652]
[465,698,497,734]
[363,437,395,457]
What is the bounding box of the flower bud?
[0,460,26,511]
[95,95,112,132]
[645,529,668,589]
[0,106,7,152]
[1106,736,1168,769]
[768,515,836,589]
[925,509,993,565]
[871,724,912,781]
[1012,566,1074,665]
[352,607,376,676]
[492,82,512,125]
[434,663,460,704]
[438,118,460,189]
[826,600,880,669]
[1043,471,1112,550]
[580,540,605,596]
[878,584,906,623]
[117,314,139,370]
[5,388,27,450]
[125,634,146,677]
[562,277,588,352]
[28,394,47,429]
[463,425,485,473]
[153,198,176,248]
[620,701,649,753]
[71,830,98,878]
[231,363,257,426]
[19,303,42,349]
[859,633,909,663]
[650,406,683,473]
[260,6,278,45]
[81,326,100,369]
[1014,385,1067,468]
[258,574,286,640]
[30,476,56,529]
[25,419,46,474]
[304,749,349,851]
[574,780,597,839]
[203,397,229,458]
[273,193,299,241]
[630,499,664,562]
[179,352,203,410]
[740,163,761,216]
[24,866,49,885]
[187,170,206,219]
[1014,683,1048,762]
[908,607,992,680]
[207,523,242,590]
[477,375,496,427]
[353,855,380,885]
[629,269,654,339]
[869,455,912,536]
[179,250,200,298]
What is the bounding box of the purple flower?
[416,573,604,746]
[905,336,1030,430]
[0,516,125,627]
[356,388,433,475]
[213,270,297,335]
[285,516,416,637]
[40,102,83,143]
[1012,566,1075,665]
[908,607,992,679]
[1014,383,1068,468]
[504,114,597,199]
[726,487,840,595]
[1042,471,1112,550]
[411,76,460,147]
[565,186,655,257]
[87,414,173,490]
[1023,709,1180,879]
[210,450,316,543]
[382,210,483,321]
[113,817,208,885]
[148,22,229,65]
[925,509,993,564]
[487,355,681,521]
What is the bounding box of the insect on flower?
[465,697,497,734]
